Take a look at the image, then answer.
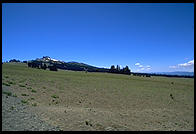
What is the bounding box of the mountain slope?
[30,56,109,72]
[156,72,194,76]
[65,62,109,72]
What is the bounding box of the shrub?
[19,80,25,83]
[32,103,37,106]
[19,84,26,87]
[85,120,89,125]
[27,87,32,89]
[7,81,15,85]
[5,75,9,78]
[51,95,59,98]
[21,100,28,104]
[10,106,15,110]
[3,91,12,96]
[21,93,29,96]
[3,82,10,86]
[31,89,37,93]
[13,94,17,97]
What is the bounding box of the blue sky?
[2,3,194,72]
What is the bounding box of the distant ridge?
[154,71,194,76]
[7,56,194,77]
[29,56,109,72]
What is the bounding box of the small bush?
[19,84,26,87]
[43,86,46,89]
[3,82,10,86]
[21,93,28,96]
[3,91,12,96]
[31,89,37,93]
[12,94,17,97]
[19,80,25,83]
[32,103,37,106]
[85,120,89,125]
[30,97,35,100]
[5,75,9,78]
[10,106,15,110]
[51,95,59,98]
[27,87,32,89]
[7,81,13,84]
[21,100,28,104]
[7,80,16,85]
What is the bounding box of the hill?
[65,62,109,72]
[27,56,109,72]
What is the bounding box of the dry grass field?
[2,62,194,131]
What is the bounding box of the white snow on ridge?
[51,58,59,61]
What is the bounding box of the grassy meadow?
[2,62,194,131]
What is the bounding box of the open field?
[2,63,194,131]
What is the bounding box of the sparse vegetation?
[19,80,25,83]
[19,84,26,87]
[51,95,59,98]
[3,91,12,96]
[10,106,15,110]
[55,101,59,104]
[85,120,89,125]
[31,89,37,93]
[2,62,194,131]
[21,93,29,96]
[3,82,11,86]
[32,103,37,106]
[27,87,32,89]
[7,80,15,85]
[21,100,28,104]
[4,75,9,78]
[12,94,17,97]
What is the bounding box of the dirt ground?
[2,63,194,131]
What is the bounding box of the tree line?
[109,65,131,75]
[8,59,27,63]
[27,61,57,71]
[9,59,21,63]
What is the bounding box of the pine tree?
[116,65,120,73]
[124,66,131,75]
[110,65,115,73]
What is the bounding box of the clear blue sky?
[2,3,194,72]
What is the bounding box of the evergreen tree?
[43,64,47,70]
[42,63,47,70]
[110,65,115,73]
[116,65,120,73]
[124,66,131,75]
